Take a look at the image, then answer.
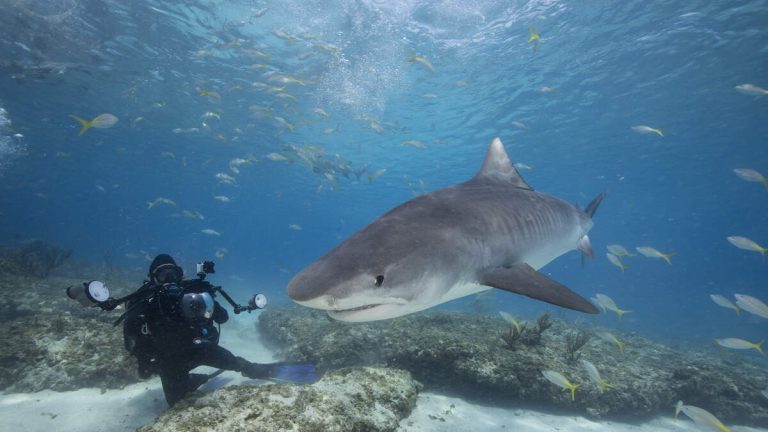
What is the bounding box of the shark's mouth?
[333,303,381,312]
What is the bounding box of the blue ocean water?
[0,0,767,352]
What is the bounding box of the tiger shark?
[287,137,603,322]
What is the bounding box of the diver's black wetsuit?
[123,279,271,406]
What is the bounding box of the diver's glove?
[241,361,318,384]
[100,298,119,311]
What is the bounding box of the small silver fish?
[606,244,634,257]
[709,294,740,315]
[631,125,663,137]
[606,253,627,272]
[635,246,673,264]
[714,337,764,354]
[678,403,731,432]
[735,83,768,96]
[734,294,768,319]
[727,236,766,255]
[733,168,766,183]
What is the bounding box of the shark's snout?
[286,271,317,302]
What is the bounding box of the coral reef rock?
[0,312,139,392]
[0,240,72,278]
[139,367,421,432]
[259,306,768,427]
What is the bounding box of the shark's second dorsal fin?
[472,137,532,190]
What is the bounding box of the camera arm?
[212,285,248,314]
[211,285,265,314]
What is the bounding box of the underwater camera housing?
[196,260,215,279]
[66,280,110,307]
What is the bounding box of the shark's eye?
[374,275,384,287]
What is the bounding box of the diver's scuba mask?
[151,263,183,285]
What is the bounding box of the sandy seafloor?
[1,312,765,432]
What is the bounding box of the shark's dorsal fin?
[472,137,532,190]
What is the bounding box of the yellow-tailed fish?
[288,224,302,231]
[714,338,764,354]
[402,140,427,149]
[735,83,768,96]
[678,403,731,432]
[201,111,221,120]
[606,253,628,272]
[635,246,674,265]
[273,29,298,43]
[69,113,119,135]
[734,294,768,319]
[597,331,625,353]
[274,116,295,132]
[579,359,613,392]
[241,48,269,58]
[215,173,237,184]
[631,125,663,137]
[147,197,177,209]
[199,90,221,103]
[727,236,767,255]
[408,55,434,72]
[266,152,291,162]
[229,158,252,174]
[528,26,540,43]
[180,210,204,220]
[369,120,384,133]
[275,92,297,101]
[160,151,175,159]
[172,127,200,134]
[541,370,579,401]
[591,296,607,313]
[538,86,557,93]
[513,162,533,171]
[498,311,523,334]
[594,294,631,319]
[213,195,231,203]
[313,108,330,118]
[709,294,740,315]
[215,248,228,259]
[607,244,635,257]
[368,168,386,183]
[201,228,221,237]
[675,400,683,418]
[269,74,306,86]
[512,121,528,130]
[733,168,768,189]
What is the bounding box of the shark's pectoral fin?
[480,263,599,314]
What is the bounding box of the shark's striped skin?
[287,138,601,322]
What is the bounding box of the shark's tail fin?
[584,193,606,219]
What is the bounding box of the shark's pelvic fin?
[480,263,599,314]
[472,137,532,190]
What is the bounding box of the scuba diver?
[68,254,316,406]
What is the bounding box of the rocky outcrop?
[258,305,768,427]
[0,312,139,392]
[139,367,421,432]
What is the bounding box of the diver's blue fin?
[270,363,318,384]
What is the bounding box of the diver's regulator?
[65,260,268,314]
